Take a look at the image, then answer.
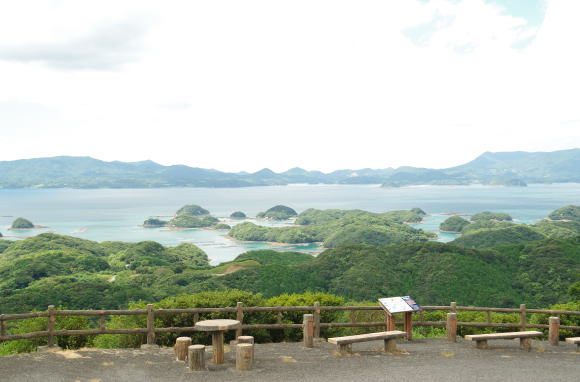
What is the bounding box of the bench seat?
[565,337,580,352]
[327,330,406,355]
[464,331,543,351]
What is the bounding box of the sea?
[1,183,579,264]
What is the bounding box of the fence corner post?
[303,314,314,348]
[47,305,56,348]
[146,304,156,347]
[236,302,244,339]
[520,304,527,331]
[313,302,321,340]
[548,316,560,346]
[446,312,457,342]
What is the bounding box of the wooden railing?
[1,302,579,346]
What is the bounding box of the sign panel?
[378,296,422,314]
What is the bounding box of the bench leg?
[338,344,352,355]
[384,338,398,353]
[577,344,580,353]
[520,338,532,352]
[475,340,488,349]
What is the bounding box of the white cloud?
[0,0,577,172]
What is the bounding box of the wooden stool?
[175,337,192,361]
[188,345,205,371]
[236,343,254,371]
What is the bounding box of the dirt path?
[0,338,578,382]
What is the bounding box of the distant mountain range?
[0,149,578,189]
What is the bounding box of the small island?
[143,218,168,227]
[8,217,47,230]
[548,205,580,221]
[256,205,298,220]
[143,204,228,230]
[439,216,470,233]
[230,211,246,219]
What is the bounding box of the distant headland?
[0,149,578,189]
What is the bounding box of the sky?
[0,0,578,173]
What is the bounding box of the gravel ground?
[0,338,578,382]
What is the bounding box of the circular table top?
[194,319,241,331]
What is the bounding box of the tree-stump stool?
[236,343,254,371]
[188,345,205,371]
[237,336,254,344]
[175,337,192,361]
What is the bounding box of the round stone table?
[194,319,241,364]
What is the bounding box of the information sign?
[378,296,422,314]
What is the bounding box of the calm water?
[1,184,579,264]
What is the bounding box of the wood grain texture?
[328,330,406,345]
[194,319,240,331]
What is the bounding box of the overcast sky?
[0,0,578,172]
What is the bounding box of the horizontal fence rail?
[1,302,579,345]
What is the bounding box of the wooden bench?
[327,330,407,355]
[565,337,580,352]
[464,331,543,351]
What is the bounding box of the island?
[439,216,470,233]
[143,218,168,227]
[230,211,247,219]
[256,205,298,220]
[548,205,580,221]
[470,211,513,222]
[8,217,47,230]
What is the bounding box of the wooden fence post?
[403,312,413,341]
[47,305,56,348]
[99,313,106,332]
[146,304,156,346]
[0,314,6,339]
[303,314,314,348]
[520,304,527,331]
[486,311,491,324]
[236,302,244,339]
[548,316,560,346]
[313,302,321,340]
[450,302,457,313]
[385,312,395,331]
[446,313,457,342]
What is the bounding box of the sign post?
[378,296,422,341]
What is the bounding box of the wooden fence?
[1,302,579,347]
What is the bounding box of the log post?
[548,316,560,346]
[237,336,254,344]
[313,302,321,340]
[211,331,225,364]
[146,304,156,346]
[193,312,199,325]
[403,312,413,341]
[386,313,395,331]
[446,313,457,342]
[486,311,491,324]
[520,304,527,331]
[0,315,6,338]
[175,337,192,361]
[236,302,244,339]
[384,338,398,353]
[450,301,457,313]
[236,343,254,371]
[99,313,106,332]
[188,345,205,371]
[303,314,314,348]
[520,337,532,351]
[47,305,56,348]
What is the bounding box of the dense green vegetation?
[439,216,470,232]
[142,218,167,227]
[452,225,546,249]
[169,214,219,228]
[230,211,246,218]
[549,205,580,221]
[230,208,433,247]
[175,204,209,216]
[470,211,513,221]
[10,217,34,229]
[256,205,298,220]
